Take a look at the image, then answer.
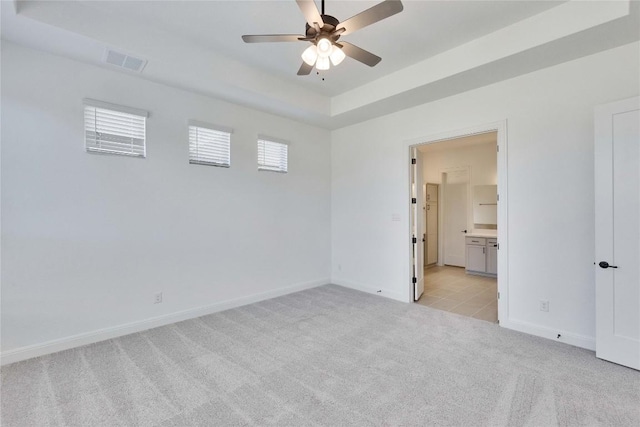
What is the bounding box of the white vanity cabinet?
[466,237,486,272]
[465,236,497,277]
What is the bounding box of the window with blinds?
[257,137,288,173]
[84,99,147,157]
[188,123,231,167]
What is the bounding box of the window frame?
[257,135,289,173]
[83,98,148,158]
[188,120,233,168]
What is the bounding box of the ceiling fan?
[242,0,404,75]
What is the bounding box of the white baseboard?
[331,277,408,303]
[1,278,329,366]
[500,318,596,351]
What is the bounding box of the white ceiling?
[9,1,565,96]
[2,0,639,129]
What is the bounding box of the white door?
[411,148,425,301]
[595,96,640,370]
[443,174,468,267]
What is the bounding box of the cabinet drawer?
[466,237,486,246]
[487,238,498,247]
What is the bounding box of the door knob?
[461,229,467,234]
[599,261,618,269]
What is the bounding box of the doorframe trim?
[410,147,426,301]
[405,120,508,324]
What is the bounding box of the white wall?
[331,42,640,348]
[3,39,639,361]
[422,142,497,187]
[1,43,331,358]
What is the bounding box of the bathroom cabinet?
[465,236,497,277]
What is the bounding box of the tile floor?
[416,265,498,323]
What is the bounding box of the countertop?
[466,232,498,239]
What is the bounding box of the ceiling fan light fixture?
[316,37,333,58]
[242,0,404,75]
[301,45,318,66]
[329,46,346,66]
[316,56,330,71]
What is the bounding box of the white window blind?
[84,99,147,157]
[188,123,231,167]
[258,138,288,173]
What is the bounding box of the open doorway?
[410,129,503,324]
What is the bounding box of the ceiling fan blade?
[297,62,314,76]
[338,42,382,67]
[242,34,305,43]
[338,0,404,36]
[296,0,323,28]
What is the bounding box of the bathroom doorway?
[409,124,506,324]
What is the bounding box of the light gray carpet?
[1,285,639,426]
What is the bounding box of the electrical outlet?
[540,300,549,312]
[154,292,163,304]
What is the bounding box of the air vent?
[104,49,147,73]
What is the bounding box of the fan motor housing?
[305,14,341,40]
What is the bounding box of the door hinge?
[497,243,500,250]
[411,158,417,164]
[497,145,499,152]
[412,237,417,244]
[412,277,417,284]
[497,292,500,299]
[411,198,417,204]
[497,194,499,201]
